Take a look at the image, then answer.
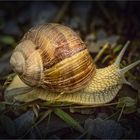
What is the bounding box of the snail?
[8,23,140,105]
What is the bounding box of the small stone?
[84,118,125,139]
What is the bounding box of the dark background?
[0,1,140,139]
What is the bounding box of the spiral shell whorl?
[11,23,96,92]
[10,40,43,87]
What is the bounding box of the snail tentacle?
[120,60,140,88]
[120,60,140,74]
[114,41,140,87]
[115,41,130,66]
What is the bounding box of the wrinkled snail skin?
[10,23,140,105]
[32,64,122,105]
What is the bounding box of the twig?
[128,45,138,63]
[97,1,112,22]
[20,109,52,139]
[94,43,110,63]
[117,104,125,122]
[63,102,119,109]
[104,110,120,120]
[53,1,71,23]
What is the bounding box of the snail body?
[9,23,140,105]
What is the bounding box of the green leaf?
[54,108,84,133]
[113,45,122,53]
[117,97,137,114]
[0,114,16,137]
[123,105,137,114]
[0,35,15,45]
[117,97,136,108]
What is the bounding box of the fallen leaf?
[84,118,125,139]
[117,97,137,114]
[117,97,136,108]
[14,110,34,136]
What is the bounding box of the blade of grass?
[117,104,125,122]
[54,108,84,133]
[20,109,52,138]
[53,1,70,22]
[35,109,52,126]
[32,105,39,118]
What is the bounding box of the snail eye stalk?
[115,41,130,66]
[114,40,140,74]
[114,41,140,87]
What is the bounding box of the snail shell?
[10,23,96,93]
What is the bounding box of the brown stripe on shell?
[19,23,95,92]
[39,24,86,69]
[43,50,96,93]
[22,23,86,69]
[39,24,71,69]
[44,50,93,81]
